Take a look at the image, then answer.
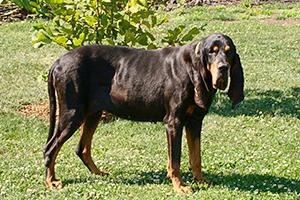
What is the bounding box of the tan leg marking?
[79,122,108,176]
[167,151,171,178]
[45,147,62,189]
[168,164,193,194]
[186,128,206,183]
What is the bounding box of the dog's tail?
[47,63,57,142]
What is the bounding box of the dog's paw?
[94,169,109,176]
[194,175,211,185]
[170,175,193,194]
[174,185,193,194]
[45,179,62,189]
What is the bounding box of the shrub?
[31,0,203,50]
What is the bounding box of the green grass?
[0,3,300,199]
[170,3,300,21]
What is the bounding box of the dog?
[44,33,244,193]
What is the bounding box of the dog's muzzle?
[213,65,229,90]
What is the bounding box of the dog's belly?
[106,85,165,122]
[109,105,165,122]
[109,97,165,122]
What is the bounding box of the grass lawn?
[0,3,299,199]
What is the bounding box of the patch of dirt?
[18,101,115,123]
[18,101,50,121]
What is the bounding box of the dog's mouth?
[210,63,230,91]
[213,76,228,90]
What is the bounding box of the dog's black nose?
[218,65,229,72]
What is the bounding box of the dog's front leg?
[185,115,207,184]
[165,116,193,193]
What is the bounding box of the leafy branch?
[31,0,205,50]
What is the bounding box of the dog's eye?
[209,46,219,54]
[224,45,231,54]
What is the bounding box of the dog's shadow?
[63,170,300,194]
[211,87,300,119]
[205,172,300,194]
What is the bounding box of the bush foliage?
[30,0,202,50]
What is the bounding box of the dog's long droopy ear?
[184,41,211,111]
[228,53,244,108]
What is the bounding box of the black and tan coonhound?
[44,33,244,193]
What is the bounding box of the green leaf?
[125,31,135,44]
[87,32,95,41]
[127,0,146,13]
[72,39,82,47]
[60,26,73,35]
[32,23,44,30]
[145,31,155,41]
[100,14,108,27]
[157,15,168,26]
[151,15,157,26]
[96,29,105,43]
[74,11,80,21]
[46,0,64,5]
[85,16,97,27]
[141,20,151,29]
[181,27,200,42]
[138,0,147,6]
[29,1,40,13]
[53,36,68,47]
[105,39,115,45]
[119,19,131,30]
[137,33,148,45]
[72,32,86,47]
[147,43,157,50]
[32,30,52,44]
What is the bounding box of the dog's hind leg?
[44,108,84,189]
[76,112,108,175]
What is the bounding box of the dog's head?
[188,33,244,109]
[196,33,235,91]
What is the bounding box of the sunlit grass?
[0,3,299,199]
